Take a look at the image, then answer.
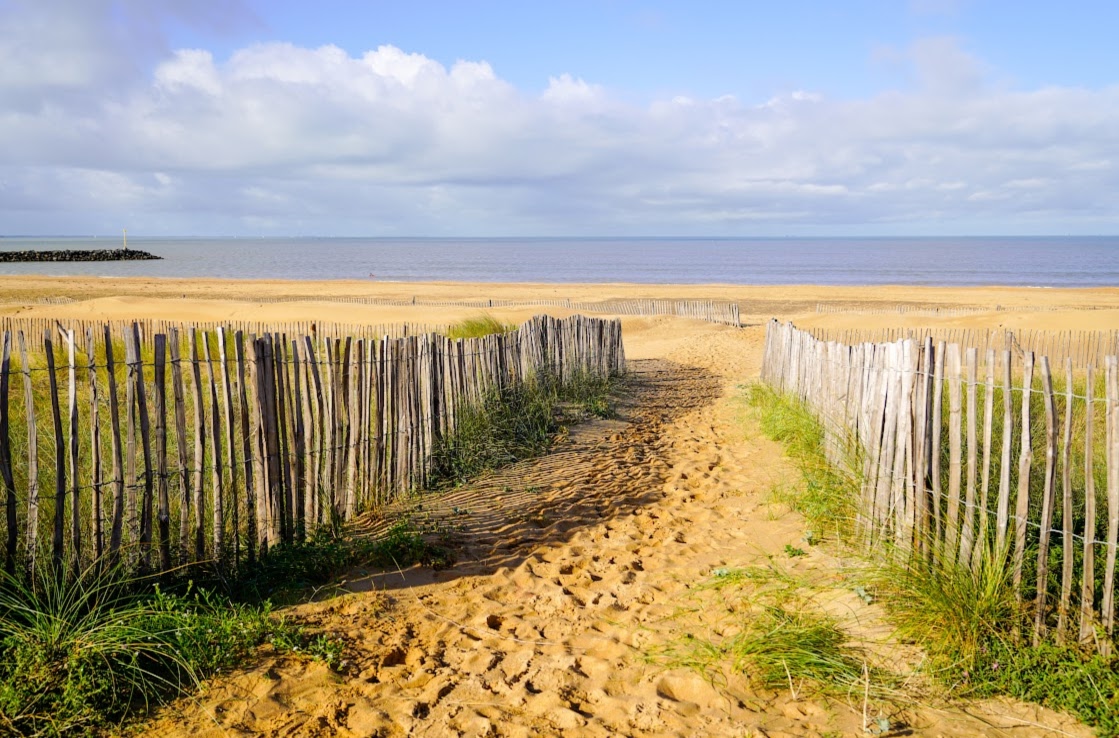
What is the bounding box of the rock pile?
[0,249,161,262]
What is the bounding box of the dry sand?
[4,277,1115,737]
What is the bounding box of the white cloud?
[155,49,223,95]
[0,12,1117,235]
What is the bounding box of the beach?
[3,276,1115,736]
[6,275,1119,325]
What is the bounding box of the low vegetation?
[430,369,619,487]
[222,520,453,604]
[445,314,516,340]
[744,384,858,539]
[648,561,896,715]
[745,382,1119,737]
[0,563,339,737]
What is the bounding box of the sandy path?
[145,321,1091,738]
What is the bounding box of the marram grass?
[445,314,516,340]
[0,561,335,736]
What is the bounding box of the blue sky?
[2,0,1117,236]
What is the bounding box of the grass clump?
[430,370,619,487]
[727,606,872,696]
[651,602,879,700]
[0,564,324,736]
[651,564,885,701]
[229,530,380,603]
[871,543,1119,735]
[872,543,1020,669]
[367,519,455,571]
[744,384,858,539]
[445,314,516,340]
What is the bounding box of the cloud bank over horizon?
[2,0,1117,236]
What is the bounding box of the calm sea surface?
[0,237,1116,287]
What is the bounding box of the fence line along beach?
[0,314,623,580]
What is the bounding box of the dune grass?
[871,540,1119,735]
[744,383,859,540]
[648,562,894,711]
[725,605,874,697]
[445,314,516,340]
[429,368,619,488]
[0,561,343,736]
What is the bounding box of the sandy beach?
[5,275,1119,330]
[4,276,1116,736]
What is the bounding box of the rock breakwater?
[0,248,161,262]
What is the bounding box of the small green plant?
[784,544,807,558]
[965,639,1119,736]
[370,519,455,570]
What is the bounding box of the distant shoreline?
[0,236,1114,285]
[0,248,161,263]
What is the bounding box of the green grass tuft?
[445,314,516,340]
[726,606,872,696]
[367,519,456,571]
[869,543,1119,736]
[870,542,1021,669]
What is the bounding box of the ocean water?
[0,236,1116,286]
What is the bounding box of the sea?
[0,236,1116,287]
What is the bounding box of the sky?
[1,0,1117,237]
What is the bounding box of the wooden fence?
[762,320,1119,652]
[0,314,624,579]
[1,317,445,353]
[814,303,1116,316]
[807,326,1119,371]
[2,296,742,328]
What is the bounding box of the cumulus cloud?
[0,4,1116,235]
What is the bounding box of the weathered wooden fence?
[220,296,740,327]
[0,314,624,579]
[807,326,1119,371]
[572,299,740,326]
[762,320,1119,651]
[3,296,742,328]
[815,303,1116,316]
[1,317,444,353]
